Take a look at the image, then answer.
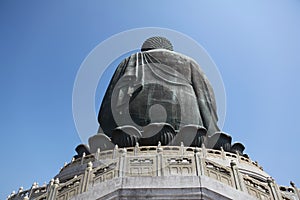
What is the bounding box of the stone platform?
[7,145,300,200]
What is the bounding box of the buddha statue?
[91,36,244,154]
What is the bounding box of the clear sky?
[1,0,300,199]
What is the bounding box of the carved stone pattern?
[282,195,293,200]
[205,161,231,176]
[243,176,271,200]
[167,157,192,165]
[204,161,233,187]
[127,158,155,176]
[165,156,194,176]
[279,186,299,200]
[94,162,117,176]
[29,187,48,199]
[7,146,299,200]
[130,158,154,165]
[57,176,82,200]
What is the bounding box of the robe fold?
[98,49,220,137]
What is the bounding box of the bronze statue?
[92,36,244,154]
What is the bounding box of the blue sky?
[1,0,300,199]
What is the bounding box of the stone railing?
[7,145,300,200]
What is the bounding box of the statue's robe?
[98,49,220,138]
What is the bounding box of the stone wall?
[7,145,300,200]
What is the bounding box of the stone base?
[74,176,256,200]
[7,146,300,200]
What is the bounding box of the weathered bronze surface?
[96,37,241,152]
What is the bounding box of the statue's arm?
[97,57,130,135]
[190,61,220,135]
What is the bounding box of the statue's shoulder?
[144,49,199,65]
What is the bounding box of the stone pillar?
[80,152,86,165]
[267,177,282,200]
[119,148,127,177]
[230,160,246,192]
[8,191,15,200]
[134,142,139,156]
[80,162,93,193]
[47,178,59,200]
[95,148,101,161]
[18,187,23,194]
[157,142,163,176]
[201,143,207,158]
[28,182,38,199]
[113,145,118,159]
[198,144,207,176]
[290,181,300,200]
[220,147,226,160]
[180,142,184,155]
[194,147,204,176]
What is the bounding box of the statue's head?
[141,36,173,52]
